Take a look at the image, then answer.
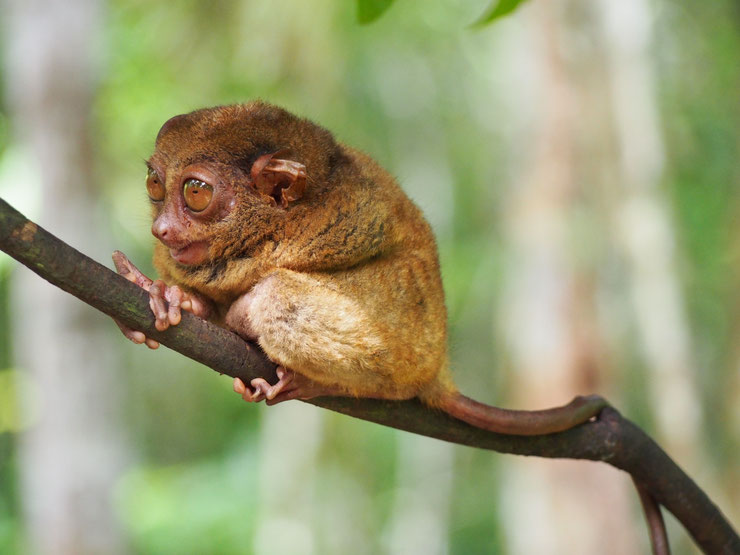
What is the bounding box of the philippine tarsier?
[114,101,606,435]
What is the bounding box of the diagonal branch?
[0,196,737,554]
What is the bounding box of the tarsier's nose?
[151,214,179,246]
[151,217,169,240]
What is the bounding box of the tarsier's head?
[145,101,339,266]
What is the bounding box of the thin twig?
[634,477,671,555]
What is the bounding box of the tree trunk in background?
[597,0,703,465]
[252,404,323,555]
[2,0,128,553]
[498,0,637,552]
[597,2,709,549]
[384,435,454,555]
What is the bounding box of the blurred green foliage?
[357,0,396,24]
[658,3,740,469]
[472,0,531,26]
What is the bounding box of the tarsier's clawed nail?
[233,377,266,402]
[250,378,272,401]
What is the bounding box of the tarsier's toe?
[232,370,301,404]
[233,377,266,403]
[233,377,246,395]
[250,378,273,401]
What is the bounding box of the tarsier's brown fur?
[122,101,606,434]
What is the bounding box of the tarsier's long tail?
[437,392,608,436]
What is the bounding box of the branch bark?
[1,196,738,554]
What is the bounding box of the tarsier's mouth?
[168,241,209,266]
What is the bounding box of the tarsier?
[114,101,607,435]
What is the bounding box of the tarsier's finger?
[112,251,153,290]
[166,285,183,326]
[149,280,170,331]
[114,304,160,348]
[114,319,146,344]
[183,294,211,319]
[145,338,160,349]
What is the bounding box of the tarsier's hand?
[112,250,211,349]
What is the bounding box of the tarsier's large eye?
[146,167,165,201]
[183,178,213,212]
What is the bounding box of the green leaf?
[472,0,530,27]
[357,0,396,25]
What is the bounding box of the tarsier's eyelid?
[183,177,209,188]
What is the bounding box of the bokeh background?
[0,0,738,553]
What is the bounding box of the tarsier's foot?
[233,366,342,406]
[112,250,211,349]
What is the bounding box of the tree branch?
[1,196,737,553]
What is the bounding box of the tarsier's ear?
[249,150,307,208]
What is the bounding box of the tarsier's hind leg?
[225,269,422,404]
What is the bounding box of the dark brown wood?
[634,477,671,555]
[1,196,738,554]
